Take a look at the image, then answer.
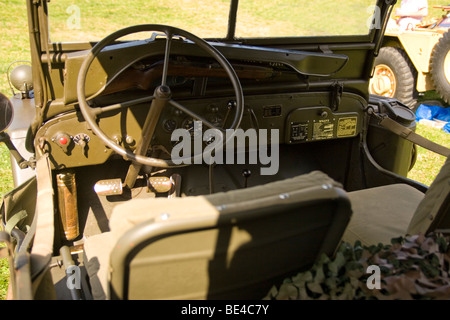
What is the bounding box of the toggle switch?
[242,169,251,188]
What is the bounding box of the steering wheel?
[77,25,244,177]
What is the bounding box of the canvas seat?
[83,171,353,300]
[342,156,450,246]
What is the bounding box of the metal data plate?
[286,107,360,144]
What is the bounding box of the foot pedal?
[94,178,123,196]
[147,176,173,193]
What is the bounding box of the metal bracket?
[330,81,344,111]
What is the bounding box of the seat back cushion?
[106,171,352,300]
[407,156,450,235]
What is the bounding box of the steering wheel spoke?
[91,95,155,116]
[169,99,225,132]
[161,32,173,86]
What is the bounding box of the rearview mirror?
[0,92,13,133]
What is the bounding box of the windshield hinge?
[319,45,333,54]
[330,81,343,111]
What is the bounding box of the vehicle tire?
[369,46,417,108]
[430,30,450,104]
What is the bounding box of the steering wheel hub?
[156,85,172,98]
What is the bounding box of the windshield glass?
[48,0,377,43]
[235,0,376,37]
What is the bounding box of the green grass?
[0,1,31,98]
[0,252,9,300]
[408,123,450,186]
[47,0,375,40]
[408,91,450,186]
[0,0,449,300]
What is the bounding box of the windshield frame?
[44,0,388,46]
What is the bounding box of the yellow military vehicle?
[370,5,450,108]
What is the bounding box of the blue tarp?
[415,104,450,133]
[445,123,450,134]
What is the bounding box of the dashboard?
[36,90,366,170]
[35,34,371,171]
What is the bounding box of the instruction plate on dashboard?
[286,108,360,144]
[337,117,358,137]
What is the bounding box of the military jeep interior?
[1,0,448,300]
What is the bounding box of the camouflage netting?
[264,233,450,300]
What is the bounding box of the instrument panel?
[36,91,366,169]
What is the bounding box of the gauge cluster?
[159,100,234,139]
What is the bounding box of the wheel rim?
[444,51,450,84]
[370,64,396,97]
